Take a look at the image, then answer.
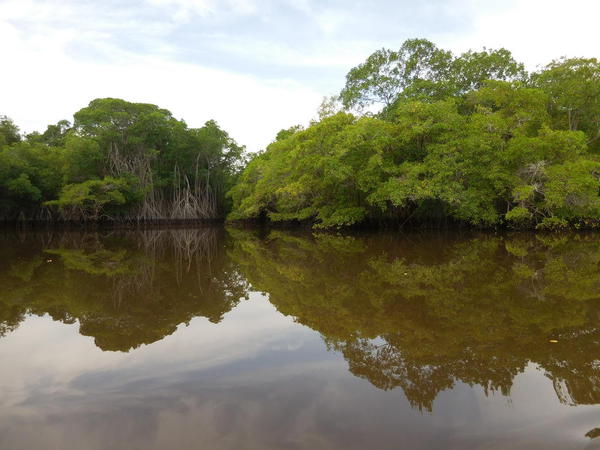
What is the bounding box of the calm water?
[1,227,600,449]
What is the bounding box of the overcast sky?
[1,0,599,151]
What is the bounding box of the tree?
[42,120,71,147]
[70,98,245,220]
[0,116,21,147]
[229,71,600,229]
[533,58,600,151]
[0,140,65,219]
[339,40,527,112]
[451,48,527,93]
[339,39,453,110]
[0,98,244,221]
[228,112,398,228]
[46,176,142,221]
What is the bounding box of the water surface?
[1,228,600,449]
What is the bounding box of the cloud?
[1,0,599,151]
[145,0,262,23]
[1,45,322,152]
[146,0,215,21]
[0,0,322,151]
[442,0,600,69]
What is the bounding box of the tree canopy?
[0,98,246,222]
[229,39,600,230]
[3,39,600,230]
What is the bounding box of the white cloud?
[147,0,215,21]
[1,0,598,152]
[0,1,321,151]
[443,0,600,70]
[287,0,311,14]
[146,0,259,22]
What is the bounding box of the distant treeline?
[3,39,600,229]
[228,39,600,230]
[0,98,246,224]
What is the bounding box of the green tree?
[0,140,65,219]
[0,116,21,147]
[230,53,600,230]
[451,48,527,93]
[229,113,399,227]
[46,176,143,221]
[339,39,453,110]
[533,58,600,152]
[340,39,527,112]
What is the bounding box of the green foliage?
[340,39,453,109]
[0,116,21,147]
[0,138,65,218]
[229,112,401,227]
[6,173,41,201]
[229,40,600,230]
[450,48,527,93]
[62,135,104,182]
[536,217,569,231]
[505,206,531,226]
[533,58,600,151]
[0,99,245,221]
[27,120,71,147]
[46,176,143,221]
[544,159,600,218]
[340,39,525,111]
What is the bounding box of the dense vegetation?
[0,98,245,223]
[228,39,600,230]
[3,39,599,229]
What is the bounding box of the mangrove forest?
[0,98,246,223]
[2,39,600,230]
[228,39,600,230]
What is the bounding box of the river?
[1,227,599,449]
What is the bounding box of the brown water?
[1,227,600,449]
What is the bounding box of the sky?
[1,0,599,152]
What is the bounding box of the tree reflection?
[228,229,600,411]
[0,228,248,351]
[586,428,600,439]
[2,227,600,412]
